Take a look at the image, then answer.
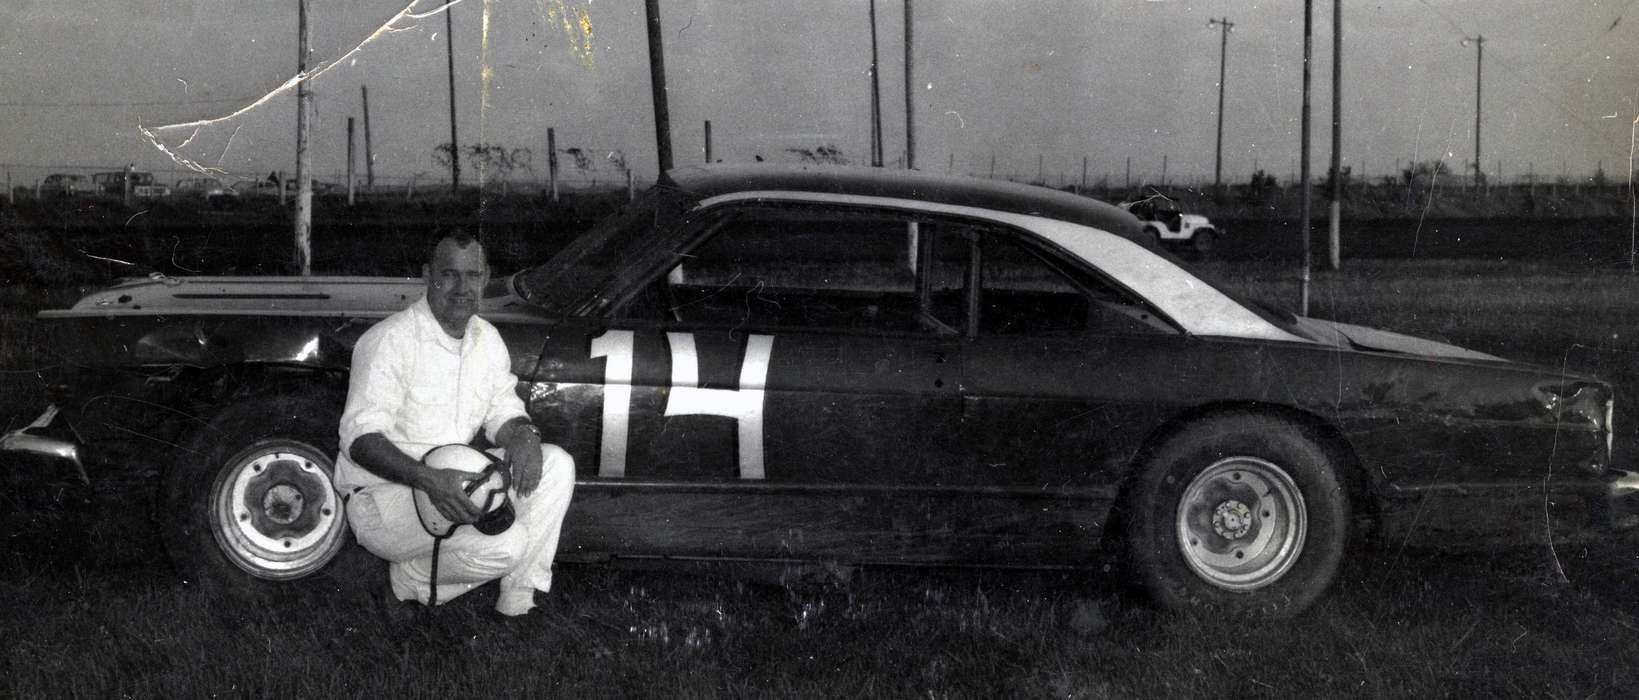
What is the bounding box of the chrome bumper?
[1,405,87,483]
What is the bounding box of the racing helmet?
[414,444,515,538]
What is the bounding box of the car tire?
[161,391,374,606]
[1123,412,1348,618]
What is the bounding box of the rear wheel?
[1124,412,1348,618]
[162,391,372,604]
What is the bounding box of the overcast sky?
[0,0,1634,188]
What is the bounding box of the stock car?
[4,165,1635,617]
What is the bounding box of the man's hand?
[420,467,483,524]
[500,418,544,497]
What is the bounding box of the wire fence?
[2,157,1632,209]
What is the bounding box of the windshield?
[516,183,691,315]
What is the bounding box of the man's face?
[423,239,489,337]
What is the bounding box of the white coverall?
[335,297,576,616]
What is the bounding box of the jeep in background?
[1119,197,1222,257]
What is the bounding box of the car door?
[540,202,974,564]
[946,225,1189,565]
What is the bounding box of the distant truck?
[1119,197,1223,257]
[91,170,171,198]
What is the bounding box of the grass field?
[5,260,1639,697]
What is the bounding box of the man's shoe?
[378,580,422,629]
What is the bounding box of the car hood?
[1291,316,1503,362]
[39,274,541,319]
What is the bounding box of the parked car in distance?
[230,178,336,201]
[40,173,100,198]
[3,165,1633,618]
[1119,196,1222,257]
[90,170,171,198]
[175,177,240,207]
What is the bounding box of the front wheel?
[1123,412,1349,618]
[162,391,369,603]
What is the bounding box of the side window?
[621,206,967,334]
[978,233,1172,336]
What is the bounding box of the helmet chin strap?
[427,462,510,611]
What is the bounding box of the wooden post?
[869,0,884,167]
[445,5,460,194]
[1037,155,1044,184]
[627,170,635,201]
[1161,155,1168,189]
[1125,156,1131,191]
[1327,0,1341,271]
[1080,156,1088,193]
[361,85,374,187]
[643,0,674,177]
[903,0,915,170]
[547,127,559,203]
[346,117,356,206]
[1299,0,1313,314]
[406,173,417,202]
[988,154,995,179]
[124,163,134,208]
[295,0,313,275]
[704,120,713,162]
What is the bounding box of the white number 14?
[589,330,775,480]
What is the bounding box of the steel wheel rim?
[1174,456,1306,592]
[208,441,347,581]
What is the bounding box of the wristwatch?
[512,421,542,441]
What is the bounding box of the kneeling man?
[336,232,574,617]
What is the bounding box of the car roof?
[666,164,1144,238]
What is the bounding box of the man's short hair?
[427,230,484,267]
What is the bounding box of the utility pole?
[1038,155,1044,184]
[643,0,675,177]
[1327,0,1342,270]
[1209,17,1234,196]
[1299,0,1314,314]
[1463,35,1484,188]
[346,117,356,206]
[1161,155,1168,188]
[295,0,313,275]
[1081,156,1088,193]
[1125,156,1131,191]
[361,85,374,187]
[903,0,915,170]
[445,4,460,194]
[988,153,995,178]
[547,127,559,202]
[704,120,713,162]
[869,0,884,167]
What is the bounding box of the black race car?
[5,165,1633,617]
